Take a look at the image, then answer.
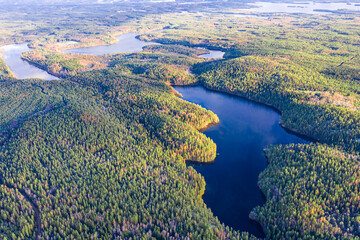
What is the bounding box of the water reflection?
[63,33,159,55]
[175,86,308,237]
[1,43,58,80]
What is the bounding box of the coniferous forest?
[0,0,359,239]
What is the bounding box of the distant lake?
[63,33,159,55]
[64,32,224,59]
[199,50,225,59]
[0,43,58,80]
[174,86,308,238]
[248,1,360,14]
[1,31,223,81]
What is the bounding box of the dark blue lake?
[174,86,308,238]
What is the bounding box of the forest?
[0,72,251,239]
[0,1,359,239]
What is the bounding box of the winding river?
[1,31,308,237]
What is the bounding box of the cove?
[0,43,58,80]
[174,86,308,238]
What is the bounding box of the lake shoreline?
[174,82,316,238]
[20,56,61,80]
[174,84,308,238]
[0,43,59,80]
[173,82,318,143]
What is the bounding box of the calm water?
[248,1,360,14]
[199,50,225,59]
[1,31,222,80]
[174,86,308,238]
[64,32,224,59]
[63,33,159,55]
[0,43,58,80]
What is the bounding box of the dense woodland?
[0,73,255,239]
[0,1,360,239]
[252,144,360,239]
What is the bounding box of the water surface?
[174,86,308,237]
[63,33,159,55]
[1,43,58,80]
[199,50,225,59]
[64,32,224,60]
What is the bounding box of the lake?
[63,33,160,55]
[174,86,308,238]
[63,32,224,59]
[199,50,225,59]
[0,43,58,80]
[1,32,223,81]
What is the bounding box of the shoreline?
[173,82,318,238]
[20,56,61,80]
[174,82,319,143]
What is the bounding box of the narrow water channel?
[174,86,308,237]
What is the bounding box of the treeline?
[138,14,360,84]
[142,44,209,57]
[192,56,360,152]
